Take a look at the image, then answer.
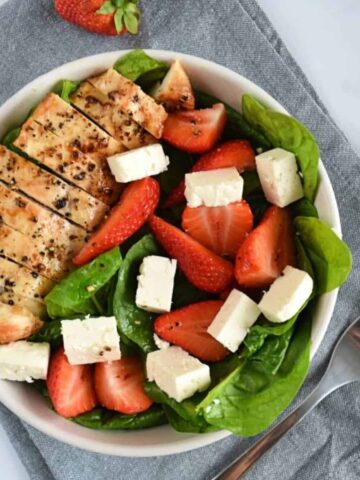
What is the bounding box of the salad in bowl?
[0,49,351,444]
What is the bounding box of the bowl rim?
[0,49,341,457]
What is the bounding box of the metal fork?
[213,316,360,480]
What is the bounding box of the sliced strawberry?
[164,140,256,208]
[94,357,153,414]
[235,206,296,289]
[182,201,253,257]
[162,104,227,154]
[155,301,229,362]
[47,347,97,418]
[73,177,160,265]
[148,215,234,293]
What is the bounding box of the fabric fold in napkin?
[0,0,359,479]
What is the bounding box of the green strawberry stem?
[96,0,141,35]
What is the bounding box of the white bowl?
[0,50,341,457]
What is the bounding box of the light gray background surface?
[0,0,359,478]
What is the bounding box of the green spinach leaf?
[113,235,158,352]
[73,405,166,430]
[157,144,195,195]
[45,248,122,319]
[114,49,168,88]
[294,216,352,294]
[29,319,62,346]
[198,317,311,436]
[242,171,262,197]
[144,381,213,432]
[292,198,318,218]
[162,406,218,433]
[295,237,315,281]
[242,94,319,201]
[195,90,271,148]
[54,80,80,103]
[172,271,214,309]
[249,327,294,375]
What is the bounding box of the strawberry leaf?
[96,1,116,15]
[124,12,139,34]
[114,8,124,33]
[115,0,126,7]
[125,2,140,14]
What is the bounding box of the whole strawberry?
[55,0,141,36]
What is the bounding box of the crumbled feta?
[61,316,121,365]
[255,148,304,207]
[258,266,313,323]
[136,256,177,313]
[0,341,50,382]
[146,346,211,402]
[207,289,261,352]
[184,168,244,207]
[107,144,169,183]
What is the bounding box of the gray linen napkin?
[1,1,360,479]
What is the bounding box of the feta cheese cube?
[259,266,313,323]
[207,289,261,352]
[0,341,50,382]
[61,316,121,365]
[184,168,244,207]
[136,256,177,313]
[255,148,304,207]
[153,333,170,350]
[146,346,210,402]
[107,143,169,183]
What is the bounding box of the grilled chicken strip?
[88,69,168,139]
[27,93,123,204]
[0,182,85,257]
[0,257,54,300]
[0,293,47,318]
[14,118,119,205]
[0,145,108,231]
[0,302,43,344]
[0,223,72,281]
[70,82,156,150]
[0,257,52,318]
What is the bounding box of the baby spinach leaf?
[73,405,166,430]
[295,237,315,281]
[53,80,80,103]
[1,126,21,153]
[249,327,294,375]
[162,406,218,433]
[292,198,318,218]
[45,248,122,319]
[244,316,295,356]
[197,316,311,436]
[242,171,262,197]
[242,94,320,201]
[195,90,271,148]
[144,381,212,432]
[294,216,352,294]
[113,234,158,353]
[29,319,62,346]
[172,271,214,309]
[210,354,243,387]
[157,144,195,195]
[113,49,168,88]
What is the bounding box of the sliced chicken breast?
[0,145,108,231]
[0,223,71,281]
[88,69,168,139]
[0,257,54,300]
[0,293,47,319]
[0,302,43,344]
[70,82,156,150]
[30,91,124,161]
[14,117,119,205]
[0,182,85,257]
